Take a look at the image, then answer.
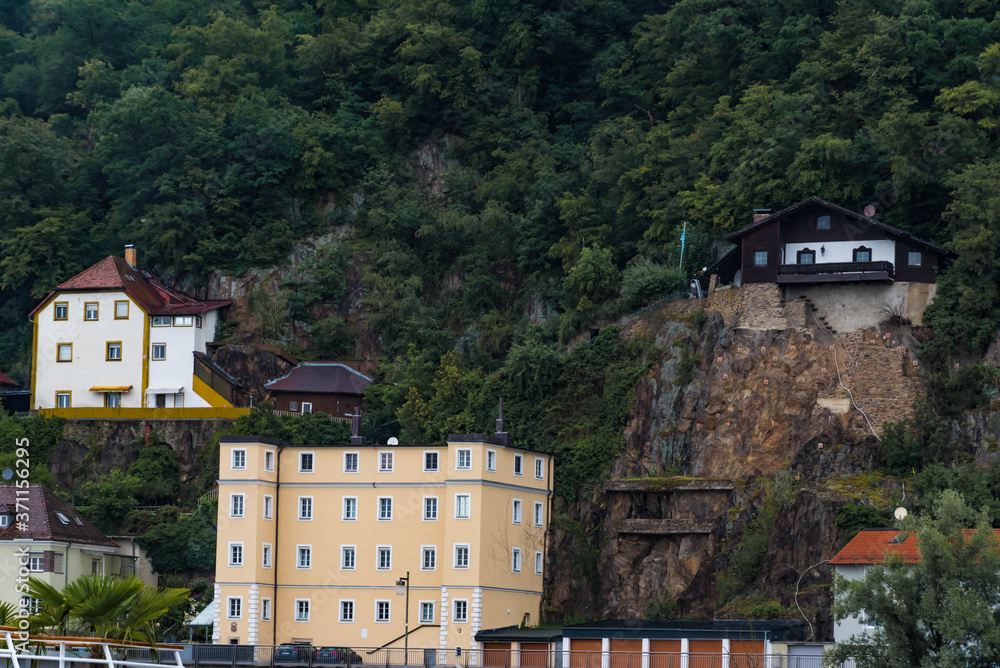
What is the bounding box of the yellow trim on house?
[37,407,251,419]
[84,302,99,321]
[193,375,234,408]
[114,300,130,319]
[53,301,68,320]
[106,341,123,361]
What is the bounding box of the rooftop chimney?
[752,209,771,224]
[350,409,364,446]
[495,397,509,445]
[124,244,137,268]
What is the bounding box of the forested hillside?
[4,0,1000,449]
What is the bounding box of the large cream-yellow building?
[214,432,552,653]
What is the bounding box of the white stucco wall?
[148,316,206,408]
[833,565,872,643]
[783,240,895,265]
[34,292,145,409]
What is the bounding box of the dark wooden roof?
[0,485,118,548]
[264,363,373,395]
[724,197,955,257]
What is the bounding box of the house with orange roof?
[29,245,249,415]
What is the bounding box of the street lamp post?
[395,571,410,665]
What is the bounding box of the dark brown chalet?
[708,197,953,286]
[263,362,373,417]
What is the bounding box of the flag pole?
[679,221,687,269]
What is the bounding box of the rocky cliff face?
[547,295,911,637]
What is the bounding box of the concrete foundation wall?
[783,282,936,331]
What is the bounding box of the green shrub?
[834,503,894,542]
[620,260,688,309]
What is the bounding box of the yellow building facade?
[214,434,552,654]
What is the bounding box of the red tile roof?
[265,362,373,395]
[0,485,118,547]
[31,255,231,317]
[831,527,1000,565]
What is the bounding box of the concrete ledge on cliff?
[617,519,715,534]
[603,478,735,492]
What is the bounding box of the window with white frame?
[422,546,436,570]
[375,600,390,623]
[340,600,354,622]
[297,545,312,569]
[455,494,470,519]
[57,343,72,362]
[85,302,99,320]
[230,494,244,518]
[420,602,435,623]
[232,449,247,470]
[262,544,272,568]
[299,496,313,520]
[56,392,71,408]
[453,599,468,623]
[456,448,472,470]
[342,546,356,570]
[378,496,393,521]
[514,454,523,476]
[487,450,496,472]
[512,547,522,573]
[424,497,438,521]
[264,450,274,472]
[454,544,470,569]
[151,343,166,361]
[535,551,543,574]
[424,451,439,472]
[27,554,43,572]
[534,501,544,527]
[295,599,310,622]
[263,495,273,519]
[115,300,129,319]
[343,496,358,521]
[299,452,314,473]
[227,597,241,619]
[261,598,271,621]
[344,452,359,473]
[377,546,392,570]
[512,499,522,524]
[301,402,312,414]
[535,457,544,479]
[229,543,243,566]
[380,451,394,472]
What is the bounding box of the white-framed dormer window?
[297,545,312,569]
[377,546,392,570]
[455,494,470,519]
[295,599,310,622]
[422,546,436,571]
[299,496,313,520]
[227,597,241,619]
[264,450,275,472]
[344,452,359,473]
[420,602,435,623]
[424,451,439,472]
[456,448,472,470]
[512,499,522,524]
[535,457,544,479]
[379,451,394,472]
[343,496,358,521]
[0,515,9,528]
[262,543,272,568]
[231,449,246,470]
[534,501,544,527]
[423,496,438,521]
[340,600,355,622]
[535,551,543,574]
[378,496,393,521]
[341,545,356,570]
[454,544,470,569]
[299,452,314,473]
[514,454,523,476]
[261,598,271,621]
[487,450,496,472]
[453,599,468,623]
[151,315,170,327]
[229,494,244,518]
[263,495,273,520]
[375,600,390,623]
[512,547,522,573]
[228,543,243,566]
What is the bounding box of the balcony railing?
[777,260,894,282]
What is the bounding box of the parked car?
[314,648,362,665]
[274,644,315,663]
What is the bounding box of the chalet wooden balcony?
[777,260,894,283]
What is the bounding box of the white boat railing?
[0,629,185,668]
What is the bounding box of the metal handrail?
[777,261,893,277]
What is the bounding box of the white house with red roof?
[30,245,247,413]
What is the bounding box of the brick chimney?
[124,244,137,268]
[753,209,771,223]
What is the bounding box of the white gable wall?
[833,564,872,643]
[783,239,895,265]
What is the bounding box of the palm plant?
[28,575,189,644]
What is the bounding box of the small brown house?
[263,362,373,416]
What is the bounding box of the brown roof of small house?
[30,256,231,318]
[265,362,374,395]
[0,372,15,388]
[0,485,118,547]
[724,197,956,257]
